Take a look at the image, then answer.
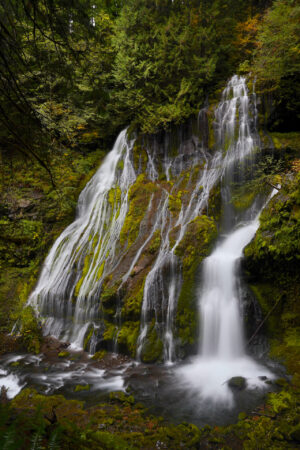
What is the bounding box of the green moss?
[168,193,181,216]
[132,142,148,172]
[74,384,90,392]
[74,254,90,297]
[147,229,161,254]
[175,215,217,272]
[269,132,300,152]
[175,275,198,350]
[119,174,158,248]
[117,160,124,171]
[108,186,122,208]
[100,283,120,324]
[249,283,282,337]
[244,173,300,264]
[141,320,163,363]
[84,326,94,351]
[117,321,140,357]
[18,305,42,354]
[58,351,70,358]
[109,391,135,405]
[122,278,145,321]
[91,349,107,360]
[232,189,257,211]
[102,321,116,342]
[96,261,105,280]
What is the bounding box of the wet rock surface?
[228,376,247,391]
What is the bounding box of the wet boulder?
[228,376,247,390]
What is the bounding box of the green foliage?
[112,0,248,133]
[245,172,300,263]
[268,391,292,413]
[58,351,70,358]
[252,0,300,89]
[0,387,207,449]
[246,0,300,130]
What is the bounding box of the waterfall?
[27,75,275,376]
[177,75,275,404]
[136,75,260,362]
[28,130,136,350]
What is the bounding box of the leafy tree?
[0,0,116,182]
[247,0,300,130]
[252,0,300,88]
[112,0,247,133]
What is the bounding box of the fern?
[30,432,43,450]
[48,430,60,450]
[2,429,17,450]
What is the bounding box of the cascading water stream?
[177,75,275,404]
[28,130,136,350]
[136,75,261,363]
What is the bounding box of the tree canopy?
[0,0,298,173]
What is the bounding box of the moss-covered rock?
[117,321,140,357]
[228,376,247,390]
[91,349,107,360]
[140,320,163,363]
[147,229,161,255]
[119,174,158,248]
[74,384,90,392]
[0,146,104,341]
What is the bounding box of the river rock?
[228,376,247,390]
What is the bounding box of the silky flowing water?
[1,75,283,426]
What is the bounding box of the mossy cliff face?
[244,167,300,379]
[71,117,220,362]
[0,146,105,353]
[0,107,221,362]
[239,134,300,447]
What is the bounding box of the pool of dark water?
[0,349,285,428]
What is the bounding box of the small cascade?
[29,130,136,350]
[177,75,275,403]
[136,192,181,363]
[135,136,222,362]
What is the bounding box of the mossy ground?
[0,388,207,449]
